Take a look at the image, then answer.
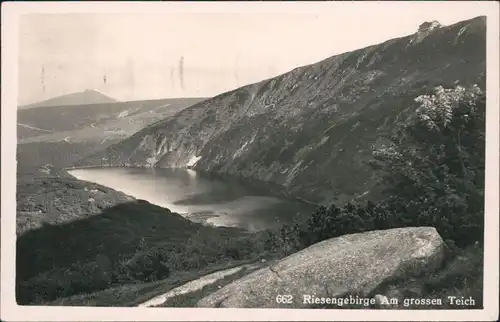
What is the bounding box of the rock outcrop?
[418,21,442,33]
[196,227,449,308]
[78,16,486,205]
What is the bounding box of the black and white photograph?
[1,1,499,321]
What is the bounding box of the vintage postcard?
[1,1,499,321]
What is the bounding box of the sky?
[16,2,491,106]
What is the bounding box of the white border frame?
[2,1,499,321]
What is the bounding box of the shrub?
[370,85,485,246]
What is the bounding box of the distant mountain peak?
[85,88,115,97]
[20,89,118,109]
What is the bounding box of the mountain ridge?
[16,97,206,171]
[77,16,486,205]
[20,89,118,109]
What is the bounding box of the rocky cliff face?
[78,17,486,205]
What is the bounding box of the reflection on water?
[68,167,316,231]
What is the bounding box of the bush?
[370,85,485,246]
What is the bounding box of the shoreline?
[64,165,318,232]
[65,164,321,207]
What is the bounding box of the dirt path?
[17,123,53,133]
[137,262,264,307]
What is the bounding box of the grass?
[382,243,484,310]
[310,243,484,310]
[16,198,263,304]
[47,258,267,307]
[16,167,133,235]
[157,262,266,308]
[418,244,483,309]
[43,232,483,309]
[16,141,113,172]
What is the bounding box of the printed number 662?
[276,294,293,304]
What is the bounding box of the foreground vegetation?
[17,198,273,304]
[17,85,485,307]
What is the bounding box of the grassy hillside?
[16,97,206,169]
[16,141,105,172]
[16,166,133,234]
[17,97,204,137]
[16,167,273,305]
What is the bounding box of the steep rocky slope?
[78,17,486,205]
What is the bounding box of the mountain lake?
[68,167,317,231]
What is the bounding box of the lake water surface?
[68,167,316,231]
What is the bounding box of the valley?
[78,17,486,205]
[16,97,205,170]
[14,15,487,309]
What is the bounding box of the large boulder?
[196,227,449,308]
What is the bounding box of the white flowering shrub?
[415,84,482,131]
